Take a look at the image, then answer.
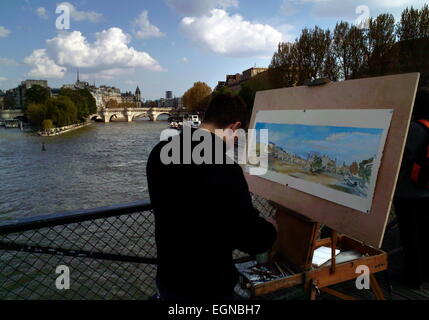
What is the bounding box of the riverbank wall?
[38,122,92,137]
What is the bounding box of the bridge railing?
[0,196,275,300]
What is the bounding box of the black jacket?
[395,121,429,199]
[147,129,277,300]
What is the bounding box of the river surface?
[0,119,169,223]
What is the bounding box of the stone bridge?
[0,109,24,120]
[98,107,175,123]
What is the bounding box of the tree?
[347,26,369,78]
[310,156,323,173]
[59,88,96,120]
[213,86,234,96]
[46,96,78,127]
[182,82,212,112]
[397,6,421,41]
[294,26,332,85]
[26,103,47,127]
[42,119,54,131]
[4,91,16,109]
[78,89,97,114]
[270,42,299,87]
[397,5,429,41]
[367,14,396,75]
[238,84,256,116]
[25,85,50,106]
[350,162,359,175]
[332,22,368,80]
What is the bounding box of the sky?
[0,0,427,100]
[256,122,383,165]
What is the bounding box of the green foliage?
[26,103,47,127]
[59,88,96,120]
[269,6,429,86]
[310,156,323,173]
[213,86,235,96]
[26,96,78,128]
[4,92,16,109]
[25,85,50,106]
[358,158,373,183]
[238,85,256,115]
[397,5,429,41]
[42,119,54,131]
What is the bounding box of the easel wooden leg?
[320,287,358,300]
[370,274,386,300]
[305,280,319,300]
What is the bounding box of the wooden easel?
[240,73,420,300]
[249,205,388,300]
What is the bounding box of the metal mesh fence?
[0,195,275,300]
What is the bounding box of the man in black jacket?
[394,87,429,289]
[147,94,277,300]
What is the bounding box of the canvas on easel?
[245,73,420,248]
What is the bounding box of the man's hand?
[265,217,278,232]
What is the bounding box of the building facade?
[216,67,268,92]
[4,80,50,110]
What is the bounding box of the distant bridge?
[0,109,24,121]
[97,107,176,123]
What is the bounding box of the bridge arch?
[132,113,149,121]
[109,114,120,122]
[154,112,172,121]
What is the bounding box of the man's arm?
[227,165,277,255]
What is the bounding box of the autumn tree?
[182,82,212,112]
[350,162,359,175]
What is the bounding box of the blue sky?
[0,0,427,100]
[256,122,383,165]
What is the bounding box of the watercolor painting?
[248,109,393,213]
[256,123,383,198]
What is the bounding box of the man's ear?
[231,121,241,131]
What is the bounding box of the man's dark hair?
[413,87,429,120]
[203,93,249,128]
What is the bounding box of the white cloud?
[36,7,49,19]
[58,2,103,23]
[166,0,239,16]
[132,11,165,39]
[0,77,8,82]
[0,26,11,38]
[180,9,283,57]
[182,57,189,63]
[24,49,67,78]
[24,28,164,79]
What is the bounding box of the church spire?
[77,69,80,83]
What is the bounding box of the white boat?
[183,115,201,129]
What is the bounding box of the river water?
[0,119,169,223]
